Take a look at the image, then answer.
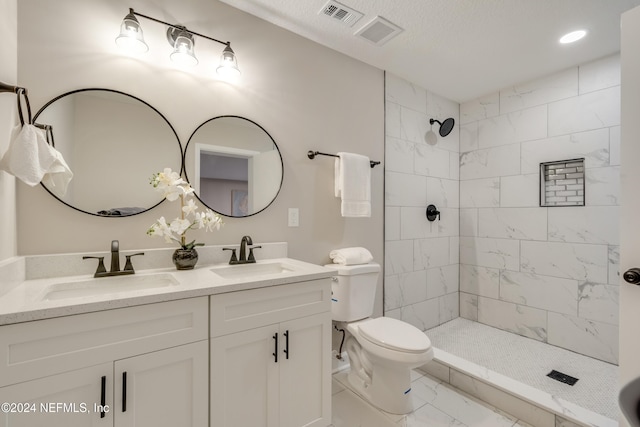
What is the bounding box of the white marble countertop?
[0,257,338,326]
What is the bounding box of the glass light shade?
[216,44,241,77]
[115,13,148,53]
[170,32,198,67]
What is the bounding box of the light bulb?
[115,12,148,54]
[216,43,241,77]
[170,32,198,67]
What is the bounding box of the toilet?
[328,262,434,415]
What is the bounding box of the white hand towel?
[334,152,371,217]
[329,247,373,265]
[0,124,73,195]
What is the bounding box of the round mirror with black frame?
[33,89,183,217]
[183,115,283,217]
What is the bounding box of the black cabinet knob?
[623,268,640,285]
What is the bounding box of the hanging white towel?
[0,124,73,195]
[329,247,373,265]
[334,152,371,217]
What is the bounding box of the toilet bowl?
[328,261,434,414]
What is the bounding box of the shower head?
[429,118,455,137]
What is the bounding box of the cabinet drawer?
[210,279,331,337]
[0,297,208,387]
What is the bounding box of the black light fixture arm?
[128,8,229,47]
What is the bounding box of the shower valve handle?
[426,204,440,222]
[623,268,640,285]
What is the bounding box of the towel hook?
[0,82,32,127]
[17,88,32,127]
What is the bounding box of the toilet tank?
[326,262,380,322]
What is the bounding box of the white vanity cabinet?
[0,363,113,427]
[0,297,209,427]
[113,340,208,427]
[210,279,332,427]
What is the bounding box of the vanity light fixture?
[115,8,240,76]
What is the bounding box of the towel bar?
[307,150,380,168]
[1,81,53,145]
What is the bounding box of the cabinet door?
[114,340,208,427]
[279,312,332,427]
[210,325,279,427]
[0,363,112,427]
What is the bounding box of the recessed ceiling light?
[559,30,587,44]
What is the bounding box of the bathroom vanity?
[0,251,334,427]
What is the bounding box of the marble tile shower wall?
[458,54,620,364]
[384,73,460,331]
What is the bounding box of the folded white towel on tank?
[329,247,373,265]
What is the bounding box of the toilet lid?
[358,317,431,354]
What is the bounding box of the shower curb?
[419,348,617,427]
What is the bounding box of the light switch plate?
[288,208,299,227]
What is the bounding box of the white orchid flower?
[147,217,178,243]
[182,198,198,217]
[170,218,191,236]
[148,168,223,250]
[202,210,223,232]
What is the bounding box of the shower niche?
[539,158,585,207]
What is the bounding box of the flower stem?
[180,194,186,248]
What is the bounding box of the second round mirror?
[183,116,283,217]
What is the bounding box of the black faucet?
[111,240,120,273]
[83,240,144,278]
[224,236,261,265]
[239,235,252,263]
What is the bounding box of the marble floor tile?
[332,369,523,427]
[331,382,397,427]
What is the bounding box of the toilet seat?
[358,317,431,354]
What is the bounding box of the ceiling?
[219,0,640,103]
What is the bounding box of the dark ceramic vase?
[172,248,198,270]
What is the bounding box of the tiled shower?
[384,53,620,365]
[384,74,461,330]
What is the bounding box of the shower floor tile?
[425,318,619,419]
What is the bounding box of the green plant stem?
[180,194,186,248]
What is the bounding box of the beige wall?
[16,0,384,310]
[0,0,17,262]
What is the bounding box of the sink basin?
[210,261,296,279]
[41,273,179,301]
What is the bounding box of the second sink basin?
[41,273,179,301]
[209,261,296,279]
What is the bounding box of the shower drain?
[547,370,579,386]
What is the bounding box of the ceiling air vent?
[319,0,363,27]
[355,16,404,46]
